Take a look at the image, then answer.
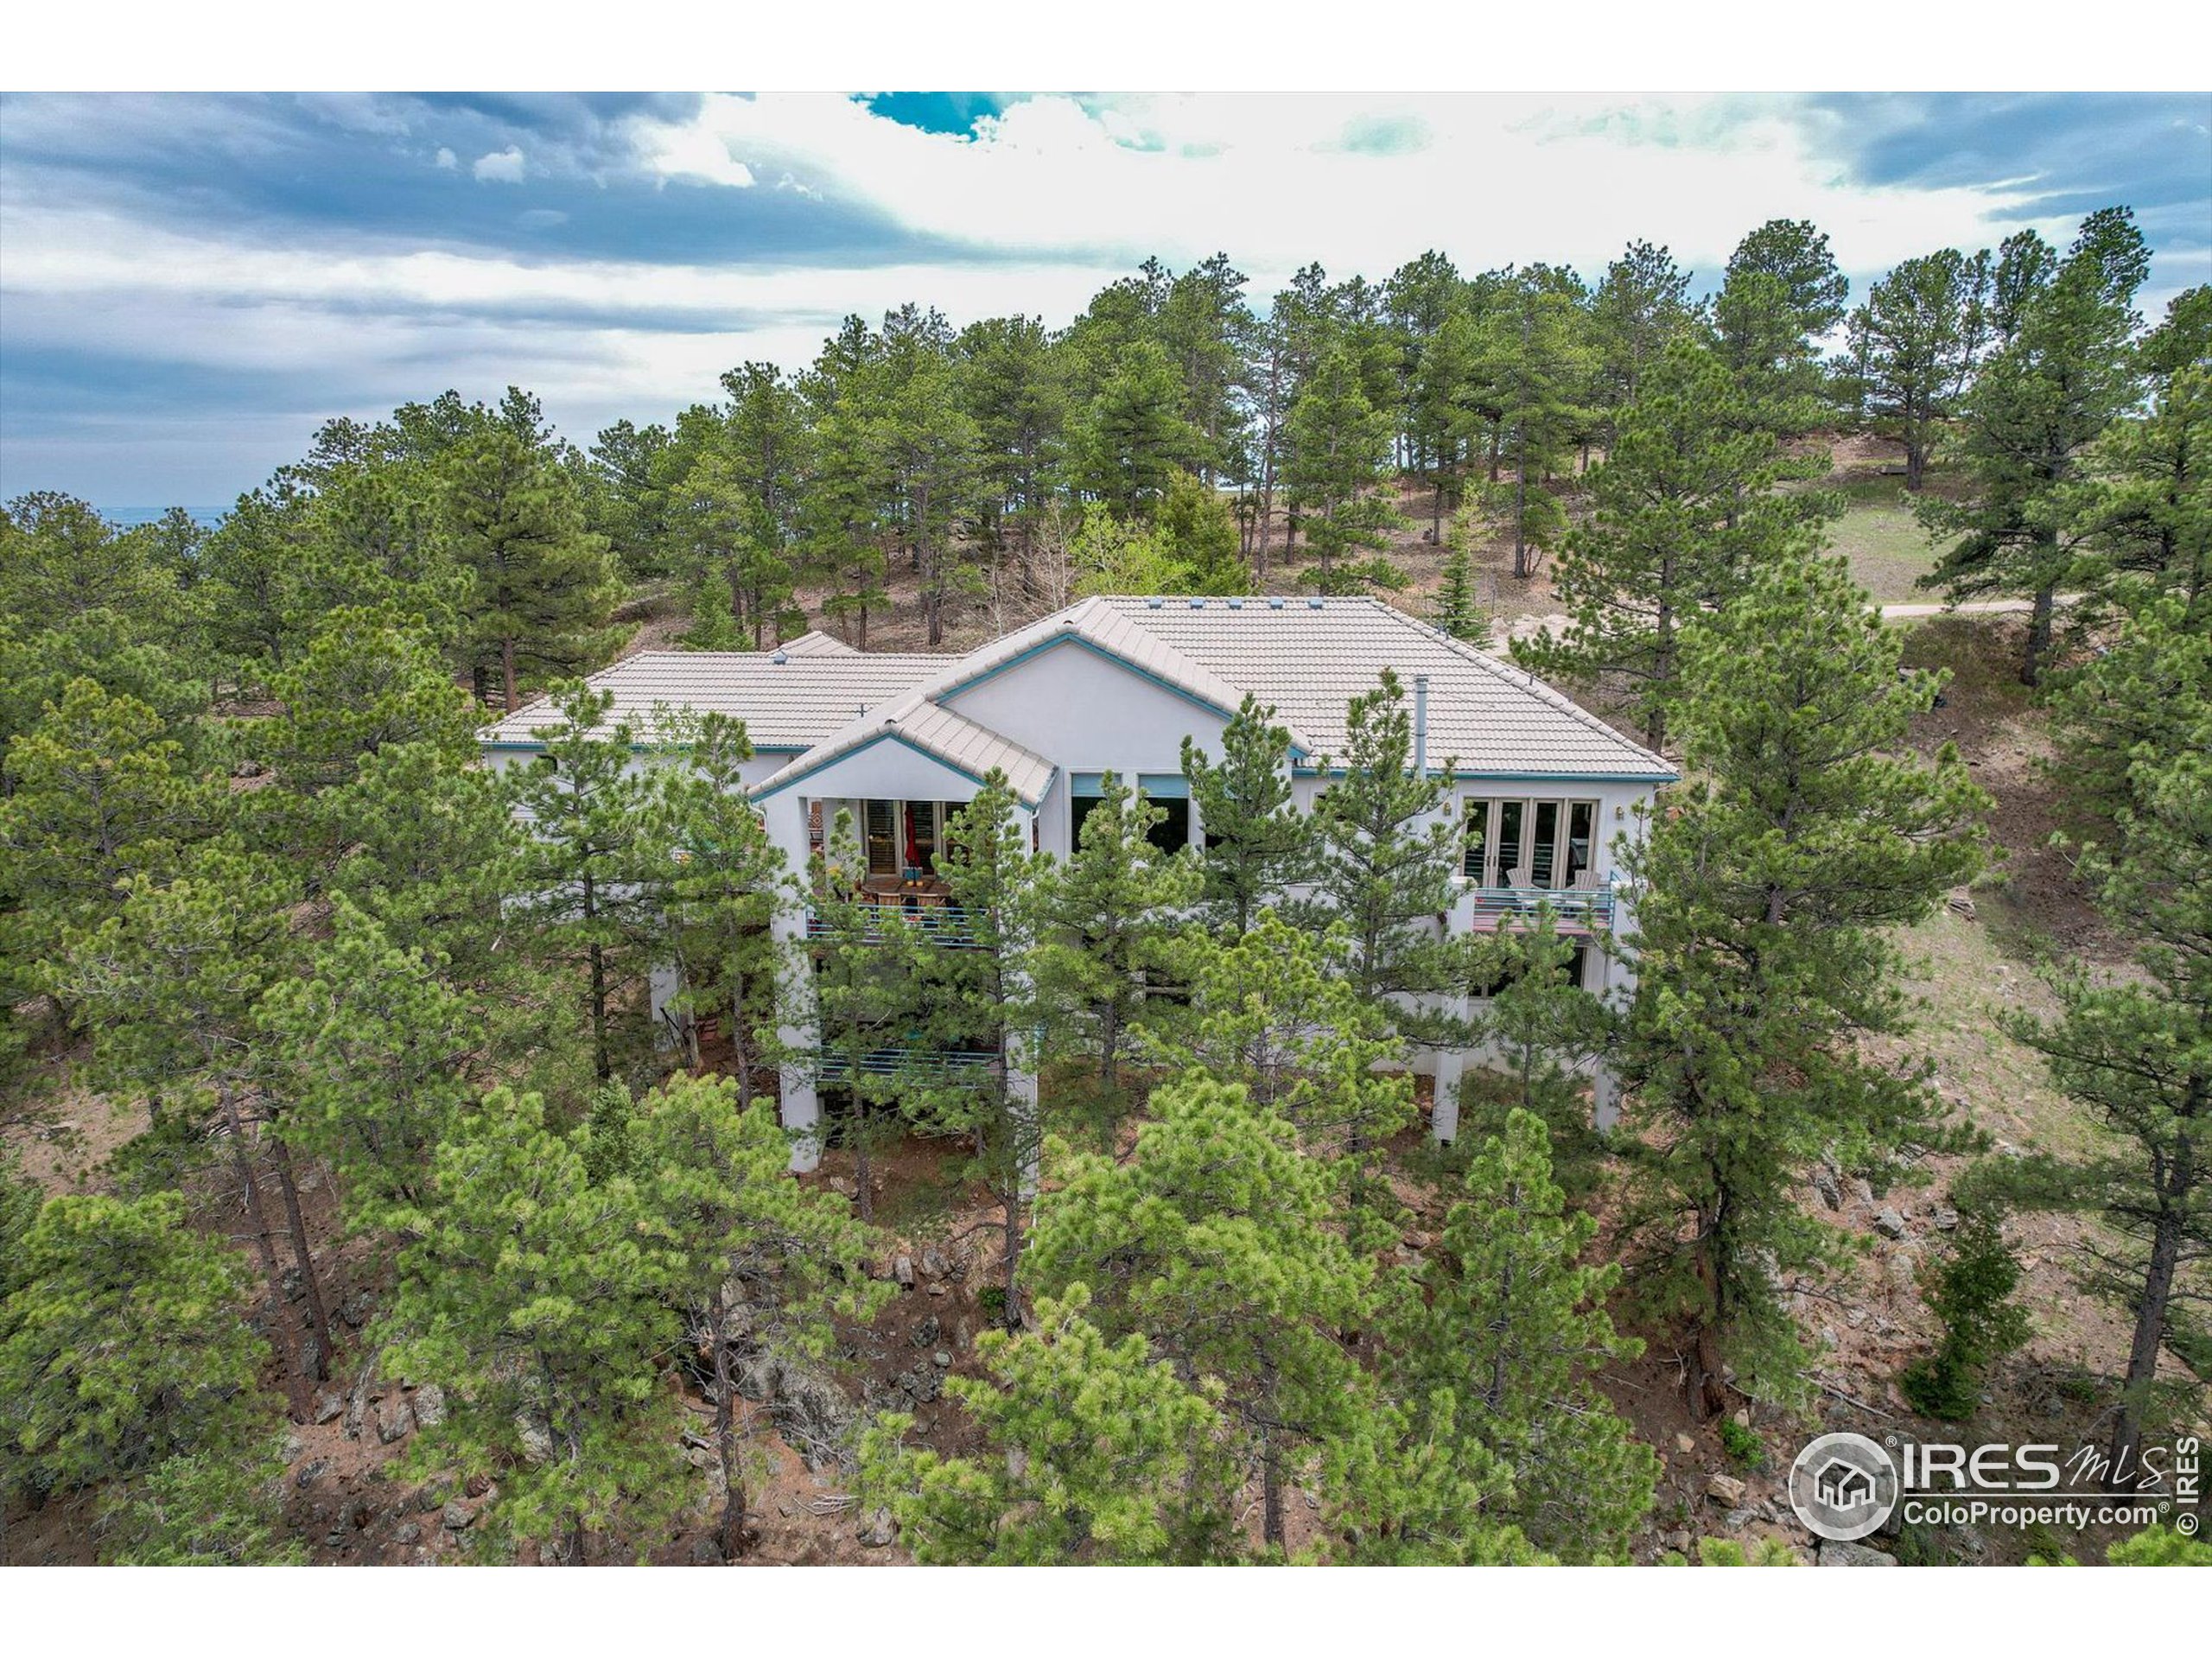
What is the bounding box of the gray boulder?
[1819,1540,1897,1567]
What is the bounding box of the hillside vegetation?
[3,209,2205,1567]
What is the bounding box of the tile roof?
[476,598,1673,789]
[1095,597,1674,779]
[476,648,942,751]
[752,685,1056,804]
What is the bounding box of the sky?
[2,90,2207,512]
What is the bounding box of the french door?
[1463,797,1598,888]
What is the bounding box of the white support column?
[648,958,682,1052]
[1431,1047,1465,1145]
[1010,1065,1041,1198]
[1591,1064,1621,1133]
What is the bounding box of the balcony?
[1456,878,1618,935]
[806,893,985,949]
[815,1046,996,1086]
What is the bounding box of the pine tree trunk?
[1001,1175,1023,1332]
[731,980,753,1110]
[220,1085,309,1421]
[500,639,518,715]
[2107,1150,2191,1491]
[269,1130,333,1382]
[712,1290,748,1560]
[2022,582,2056,687]
[855,1109,874,1224]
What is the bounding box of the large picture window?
[1464,795,1600,887]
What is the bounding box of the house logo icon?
[1789,1433,1900,1541]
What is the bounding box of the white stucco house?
[479,594,1677,1165]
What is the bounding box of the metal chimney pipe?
[1413,674,1430,779]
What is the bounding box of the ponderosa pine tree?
[1028,772,1201,1126]
[442,417,620,709]
[1999,696,2209,1489]
[57,842,331,1402]
[1847,247,1993,490]
[1463,908,1619,1183]
[1513,340,1836,751]
[634,1073,887,1560]
[2058,289,2210,631]
[1148,914,1413,1195]
[1713,219,1850,430]
[254,894,482,1224]
[806,810,927,1221]
[860,1285,1238,1564]
[380,1088,689,1565]
[1283,341,1405,591]
[504,684,673,1083]
[1592,239,1699,412]
[0,677,220,978]
[1471,271,1595,578]
[1179,693,1309,935]
[1028,1077,1377,1554]
[1618,550,1989,1416]
[955,313,1069,584]
[1301,670,1468,1053]
[0,1192,286,1565]
[1346,1109,1654,1562]
[1917,207,2151,685]
[908,774,1046,1319]
[654,707,791,1093]
[1071,340,1204,521]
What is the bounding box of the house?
[478,594,1678,1166]
[1815,1458,1878,1512]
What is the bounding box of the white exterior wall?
[941,641,1229,857]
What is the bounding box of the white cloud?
[623,92,2057,293]
[434,146,457,170]
[472,145,526,184]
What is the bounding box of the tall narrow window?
[1530,801,1561,887]
[864,799,898,876]
[1565,801,1597,885]
[1497,799,1526,884]
[1463,798,1492,880]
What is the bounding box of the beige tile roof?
[775,629,857,657]
[752,687,1058,804]
[1095,596,1675,779]
[478,597,1672,790]
[477,648,942,751]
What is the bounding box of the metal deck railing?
[1460,879,1617,931]
[806,905,987,948]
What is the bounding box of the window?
[1565,801,1596,885]
[1070,790,1104,848]
[1470,943,1590,1001]
[1463,797,1491,880]
[1147,798,1192,854]
[864,800,898,876]
[1462,796,1600,888]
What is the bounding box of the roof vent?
[1146,596,1164,609]
[1187,596,1205,609]
[1306,596,1325,610]
[771,649,787,664]
[1268,597,1286,610]
[1227,597,1244,610]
